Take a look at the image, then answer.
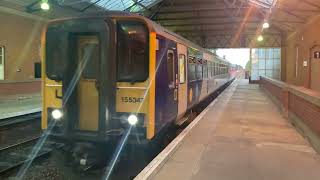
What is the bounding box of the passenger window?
[167,50,175,86]
[212,63,214,77]
[188,57,196,81]
[203,62,208,79]
[179,54,186,84]
[196,62,202,80]
[208,62,211,78]
[78,35,99,79]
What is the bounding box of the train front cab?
[42,17,157,143]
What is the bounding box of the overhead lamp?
[40,0,50,11]
[262,22,270,29]
[257,35,264,42]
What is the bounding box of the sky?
[216,48,250,68]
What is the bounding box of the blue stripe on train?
[154,35,178,134]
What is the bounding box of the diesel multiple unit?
[42,12,235,144]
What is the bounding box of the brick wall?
[260,76,320,148]
[289,93,320,136]
[0,11,44,81]
[0,80,41,96]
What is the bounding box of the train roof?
[51,11,230,64]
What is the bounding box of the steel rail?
[0,112,41,128]
[0,137,63,175]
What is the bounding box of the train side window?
[211,63,214,77]
[167,50,175,86]
[211,62,214,78]
[196,62,202,80]
[188,57,196,81]
[212,63,214,77]
[208,62,211,79]
[179,54,186,84]
[203,62,208,79]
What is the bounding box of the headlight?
[51,109,63,120]
[127,114,138,125]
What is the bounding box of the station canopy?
[5,0,320,48]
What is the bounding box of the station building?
[0,1,100,95]
[284,18,320,92]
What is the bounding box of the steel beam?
[278,8,308,21]
[155,14,262,21]
[158,6,252,14]
[148,0,167,19]
[158,4,320,14]
[81,0,103,12]
[160,19,304,27]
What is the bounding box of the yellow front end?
[41,26,62,129]
[42,28,157,140]
[115,32,157,140]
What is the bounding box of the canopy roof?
[3,0,320,48]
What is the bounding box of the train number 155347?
[121,97,144,103]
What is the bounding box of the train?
[41,11,236,163]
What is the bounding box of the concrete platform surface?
[0,93,41,119]
[141,79,320,180]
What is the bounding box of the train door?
[166,46,178,121]
[77,35,100,131]
[311,46,320,91]
[177,44,187,119]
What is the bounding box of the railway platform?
[136,78,320,180]
[0,93,41,119]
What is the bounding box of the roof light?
[257,35,264,42]
[262,22,270,29]
[41,0,50,11]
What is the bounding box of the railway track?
[0,112,41,129]
[0,112,59,176]
[0,135,63,175]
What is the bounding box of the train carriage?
[42,11,234,146]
